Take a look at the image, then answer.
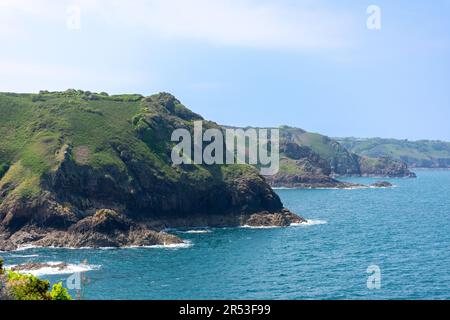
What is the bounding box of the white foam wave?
[180,229,211,234]
[291,219,328,227]
[369,185,396,189]
[314,186,368,190]
[274,185,369,190]
[14,244,41,251]
[240,225,282,229]
[11,243,192,251]
[6,261,101,276]
[9,254,40,258]
[128,240,193,249]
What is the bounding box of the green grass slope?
[0,90,284,233]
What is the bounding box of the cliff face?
[265,140,358,188]
[356,156,416,177]
[279,126,361,175]
[265,127,416,188]
[0,91,303,251]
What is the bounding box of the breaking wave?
[5,261,101,276]
[291,219,328,227]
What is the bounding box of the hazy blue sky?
[1,0,449,140]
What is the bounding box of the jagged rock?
[0,209,185,250]
[244,209,306,227]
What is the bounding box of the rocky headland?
[264,126,415,189]
[0,91,304,251]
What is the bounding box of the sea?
[2,169,450,300]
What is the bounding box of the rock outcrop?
[370,181,393,188]
[0,91,304,251]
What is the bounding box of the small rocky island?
[370,181,394,188]
[0,91,304,251]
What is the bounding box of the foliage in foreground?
[0,258,72,300]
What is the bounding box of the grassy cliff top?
[0,90,258,202]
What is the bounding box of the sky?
[0,0,449,140]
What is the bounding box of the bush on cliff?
[0,258,72,300]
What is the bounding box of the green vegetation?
[0,90,169,201]
[279,158,305,175]
[50,282,72,300]
[0,258,72,300]
[274,126,415,177]
[279,126,355,162]
[0,90,268,225]
[338,137,450,168]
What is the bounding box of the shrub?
[50,282,72,300]
[7,271,52,300]
[0,259,72,300]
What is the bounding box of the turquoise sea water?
[2,170,450,299]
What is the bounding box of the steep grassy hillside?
[219,125,415,188]
[279,126,360,175]
[0,90,302,251]
[278,126,415,178]
[338,137,450,168]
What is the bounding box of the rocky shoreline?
[0,92,309,252]
[265,173,394,190]
[0,208,304,252]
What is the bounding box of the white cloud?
[0,0,356,50]
[115,0,356,50]
[0,0,357,92]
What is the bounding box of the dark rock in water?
[245,209,306,227]
[370,181,393,188]
[10,262,68,272]
[265,173,365,189]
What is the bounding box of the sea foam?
[6,261,101,276]
[291,219,328,227]
[240,225,282,229]
[127,240,193,249]
[180,229,212,234]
